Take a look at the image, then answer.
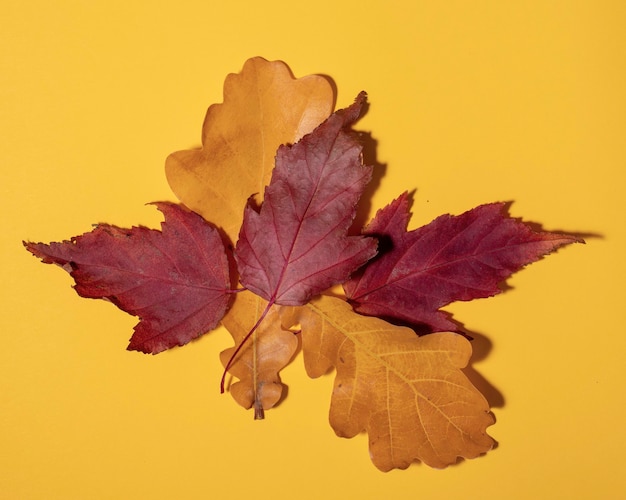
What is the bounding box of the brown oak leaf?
[165,57,334,245]
[220,290,298,419]
[285,295,495,471]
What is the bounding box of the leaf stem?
[220,298,275,394]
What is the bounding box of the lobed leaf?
[24,203,231,353]
[344,193,584,332]
[220,290,298,419]
[235,93,378,306]
[165,57,334,244]
[286,295,494,471]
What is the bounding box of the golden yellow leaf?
[165,57,334,244]
[287,295,495,471]
[220,290,298,419]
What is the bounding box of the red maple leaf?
[24,202,231,353]
[344,192,584,332]
[235,91,378,307]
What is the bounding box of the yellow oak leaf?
[165,57,334,244]
[220,290,298,419]
[286,295,495,471]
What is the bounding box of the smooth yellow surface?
[2,1,624,498]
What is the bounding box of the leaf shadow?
[350,101,387,234]
[416,312,505,410]
[500,200,601,242]
[461,330,505,409]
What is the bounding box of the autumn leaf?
[24,203,231,353]
[344,192,584,332]
[235,92,378,306]
[285,295,494,471]
[220,290,297,419]
[165,57,334,244]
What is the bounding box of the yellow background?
[2,1,625,498]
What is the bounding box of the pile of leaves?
[24,57,582,471]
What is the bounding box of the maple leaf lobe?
[235,92,378,306]
[24,203,231,354]
[344,193,583,332]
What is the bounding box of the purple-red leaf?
[24,203,231,353]
[234,93,378,306]
[344,192,583,332]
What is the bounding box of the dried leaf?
[345,193,584,332]
[287,295,494,471]
[165,57,334,244]
[220,290,297,419]
[24,203,231,353]
[235,93,378,306]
